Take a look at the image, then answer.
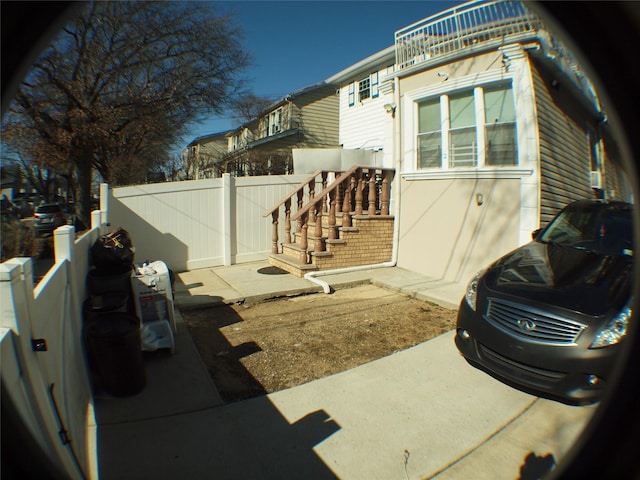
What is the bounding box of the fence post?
[1,259,33,330]
[90,211,102,232]
[54,225,84,327]
[99,183,109,227]
[54,226,75,264]
[222,173,234,266]
[0,259,74,477]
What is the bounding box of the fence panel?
[111,174,308,271]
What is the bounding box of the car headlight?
[590,301,632,348]
[464,270,485,312]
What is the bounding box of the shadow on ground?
[94,307,342,479]
[98,394,341,479]
[183,303,267,403]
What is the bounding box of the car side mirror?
[531,228,542,240]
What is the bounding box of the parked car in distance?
[455,199,634,405]
[33,203,68,236]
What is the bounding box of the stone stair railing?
[263,166,395,270]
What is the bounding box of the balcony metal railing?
[395,0,542,70]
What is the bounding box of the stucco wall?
[397,177,521,284]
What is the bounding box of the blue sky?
[185,0,459,143]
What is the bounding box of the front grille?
[485,297,586,344]
[479,344,566,382]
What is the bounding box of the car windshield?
[36,205,61,214]
[539,202,633,256]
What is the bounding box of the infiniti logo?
[517,318,536,331]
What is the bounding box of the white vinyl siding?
[338,82,391,150]
[531,60,593,225]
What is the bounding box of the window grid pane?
[485,123,517,166]
[449,91,475,129]
[484,83,515,123]
[449,127,477,167]
[418,132,441,168]
[359,78,371,102]
[419,99,440,133]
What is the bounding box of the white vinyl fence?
[0,175,305,478]
[110,173,308,272]
[1,186,110,480]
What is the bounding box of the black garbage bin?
[87,267,133,296]
[85,313,145,397]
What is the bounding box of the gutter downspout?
[305,76,402,294]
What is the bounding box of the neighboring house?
[182,131,233,179]
[184,82,340,177]
[328,0,632,286]
[325,46,397,167]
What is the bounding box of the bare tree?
[232,94,274,123]
[2,1,250,225]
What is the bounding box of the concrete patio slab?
[95,261,595,480]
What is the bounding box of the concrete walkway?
[93,261,596,480]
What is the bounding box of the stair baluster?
[299,212,309,264]
[270,209,279,254]
[368,168,377,215]
[342,172,353,228]
[284,198,292,243]
[381,171,391,215]
[314,203,323,253]
[328,189,337,240]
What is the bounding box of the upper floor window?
[349,71,380,106]
[484,83,516,166]
[417,82,517,169]
[449,90,477,167]
[263,108,283,137]
[359,78,371,102]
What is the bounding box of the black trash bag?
[91,227,135,273]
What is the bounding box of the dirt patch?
[183,284,458,404]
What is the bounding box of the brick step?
[269,214,395,276]
[268,252,318,278]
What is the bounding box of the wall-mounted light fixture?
[383,103,396,116]
[501,53,511,72]
[476,193,484,206]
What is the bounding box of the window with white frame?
[358,77,371,102]
[449,90,477,167]
[417,82,517,169]
[230,135,238,151]
[349,71,381,106]
[417,98,441,168]
[484,83,517,166]
[263,108,283,137]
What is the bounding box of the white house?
[324,0,632,285]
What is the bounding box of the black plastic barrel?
[85,313,145,396]
[84,292,129,319]
[87,267,133,296]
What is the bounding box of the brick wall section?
[312,215,394,270]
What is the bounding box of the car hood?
[483,241,633,316]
